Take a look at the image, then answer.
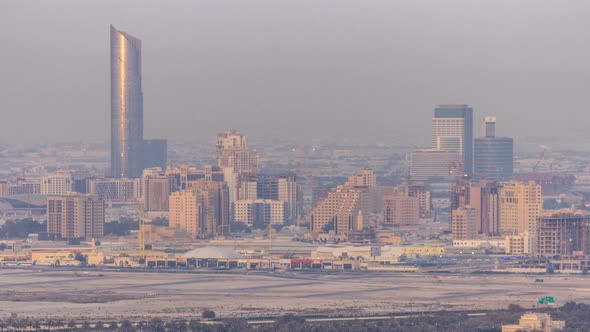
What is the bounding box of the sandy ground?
[1,269,589,321]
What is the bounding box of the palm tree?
[136,321,145,332]
[188,319,201,332]
[120,319,134,332]
[54,319,64,330]
[176,320,188,332]
[32,320,41,331]
[67,320,77,330]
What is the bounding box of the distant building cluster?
[4,24,590,282]
[411,105,514,198]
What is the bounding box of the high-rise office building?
[474,116,513,181]
[143,139,167,171]
[111,25,144,178]
[432,104,474,176]
[47,194,105,239]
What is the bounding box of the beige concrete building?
[382,194,420,225]
[451,206,478,240]
[216,130,259,175]
[0,180,7,196]
[347,169,376,188]
[142,168,174,212]
[469,181,501,235]
[169,180,229,238]
[499,180,542,235]
[40,170,74,195]
[407,184,431,218]
[502,312,564,332]
[505,234,529,255]
[165,164,225,191]
[47,194,105,239]
[311,185,370,239]
[499,180,542,253]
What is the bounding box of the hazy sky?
[2,1,589,147]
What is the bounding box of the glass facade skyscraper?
[111,25,143,178]
[474,117,513,181]
[432,105,474,176]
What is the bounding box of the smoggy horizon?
[2,1,589,148]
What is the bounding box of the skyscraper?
[474,116,513,181]
[143,139,168,170]
[432,105,474,176]
[111,25,143,178]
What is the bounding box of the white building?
[233,199,286,227]
[41,170,74,195]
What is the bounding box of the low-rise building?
[502,312,565,332]
[505,234,529,255]
[452,239,506,250]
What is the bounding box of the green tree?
[0,218,45,238]
[202,309,216,319]
[74,252,88,265]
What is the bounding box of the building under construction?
[537,210,590,257]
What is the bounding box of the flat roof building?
[47,194,105,239]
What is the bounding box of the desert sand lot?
[1,269,590,321]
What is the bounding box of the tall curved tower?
[111,25,143,178]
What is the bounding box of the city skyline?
[4,2,590,329]
[2,1,590,147]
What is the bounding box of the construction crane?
[137,200,146,258]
